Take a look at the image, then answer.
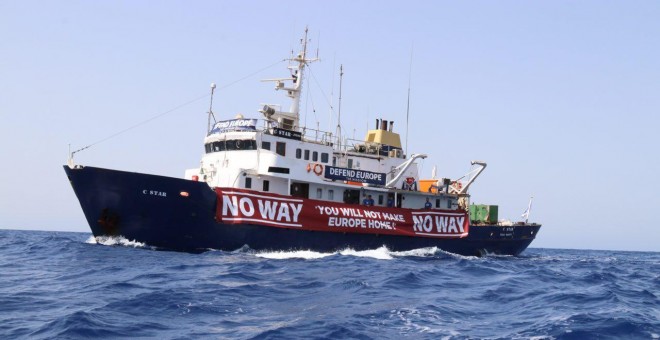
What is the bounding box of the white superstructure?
[184,29,481,211]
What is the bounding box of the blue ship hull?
[64,166,540,256]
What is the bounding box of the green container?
[470,204,499,224]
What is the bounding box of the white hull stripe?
[222,217,303,228]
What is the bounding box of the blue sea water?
[0,229,658,339]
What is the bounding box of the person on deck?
[363,195,375,206]
[424,197,432,209]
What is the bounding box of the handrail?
[209,118,402,156]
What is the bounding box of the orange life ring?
[306,163,312,172]
[313,163,323,176]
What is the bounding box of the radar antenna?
[259,27,318,131]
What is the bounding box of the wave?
[85,235,151,249]
[4,230,659,339]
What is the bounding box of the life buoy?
[313,163,323,176]
[402,177,417,191]
[306,164,312,172]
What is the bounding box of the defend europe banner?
[323,166,387,186]
[215,188,468,238]
[208,119,257,135]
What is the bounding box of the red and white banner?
[215,188,469,238]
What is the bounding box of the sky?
[1,1,659,252]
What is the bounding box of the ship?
[64,29,541,256]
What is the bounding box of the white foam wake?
[390,247,440,257]
[339,246,394,260]
[255,246,443,260]
[435,248,482,260]
[85,235,149,248]
[254,250,335,259]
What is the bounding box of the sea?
[1,229,658,339]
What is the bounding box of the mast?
[328,54,336,142]
[405,44,413,157]
[336,64,343,150]
[288,27,309,117]
[260,27,318,131]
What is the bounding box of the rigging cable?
[70,59,286,159]
[305,74,320,127]
[306,65,334,115]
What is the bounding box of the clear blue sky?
[1,1,659,252]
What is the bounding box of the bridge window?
[296,148,302,159]
[347,159,353,169]
[245,177,252,189]
[205,140,257,153]
[316,188,322,199]
[263,180,270,192]
[230,140,254,150]
[312,151,318,162]
[328,190,334,200]
[321,153,329,163]
[304,149,310,160]
[276,142,286,156]
[261,141,271,150]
